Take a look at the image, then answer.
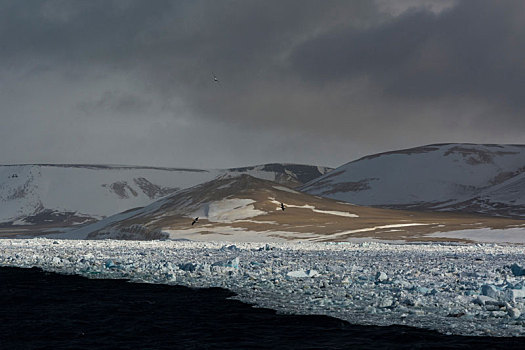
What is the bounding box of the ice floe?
[1,239,525,337]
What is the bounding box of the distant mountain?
[300,143,525,218]
[0,163,331,227]
[61,175,522,242]
[227,163,332,187]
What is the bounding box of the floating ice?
[509,307,522,319]
[1,239,525,337]
[104,259,118,269]
[287,269,320,278]
[481,284,500,299]
[378,298,393,308]
[213,256,240,269]
[220,245,240,252]
[507,288,525,302]
[258,244,273,251]
[474,295,499,306]
[375,271,388,282]
[510,263,525,276]
[178,262,199,272]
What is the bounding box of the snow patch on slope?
[165,226,294,242]
[190,199,266,223]
[427,227,525,244]
[272,186,300,194]
[269,198,359,217]
[321,223,431,240]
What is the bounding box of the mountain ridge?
[62,174,524,242]
[0,163,331,229]
[300,143,525,218]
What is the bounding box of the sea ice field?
[1,238,525,337]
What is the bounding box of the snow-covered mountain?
[61,174,523,241]
[0,163,331,227]
[300,143,525,218]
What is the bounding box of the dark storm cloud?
[0,0,170,60]
[77,91,152,115]
[0,0,524,168]
[291,0,525,113]
[0,1,365,69]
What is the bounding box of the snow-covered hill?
[300,143,525,218]
[59,175,524,242]
[0,163,331,227]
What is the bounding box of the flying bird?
[191,217,199,226]
[280,203,285,211]
[212,72,219,83]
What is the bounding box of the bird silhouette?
[280,203,285,211]
[191,217,199,226]
[212,72,219,83]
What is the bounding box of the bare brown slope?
[82,175,525,242]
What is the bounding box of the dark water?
[0,267,523,350]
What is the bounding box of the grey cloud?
[77,91,153,115]
[291,0,525,112]
[1,0,524,169]
[0,1,171,61]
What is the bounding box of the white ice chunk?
[375,271,388,282]
[481,284,500,299]
[287,269,320,278]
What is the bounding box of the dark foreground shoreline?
[0,266,523,349]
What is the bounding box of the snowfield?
[300,143,525,218]
[2,239,525,337]
[428,228,525,244]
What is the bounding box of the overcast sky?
[1,0,524,168]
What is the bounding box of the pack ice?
[1,239,525,337]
